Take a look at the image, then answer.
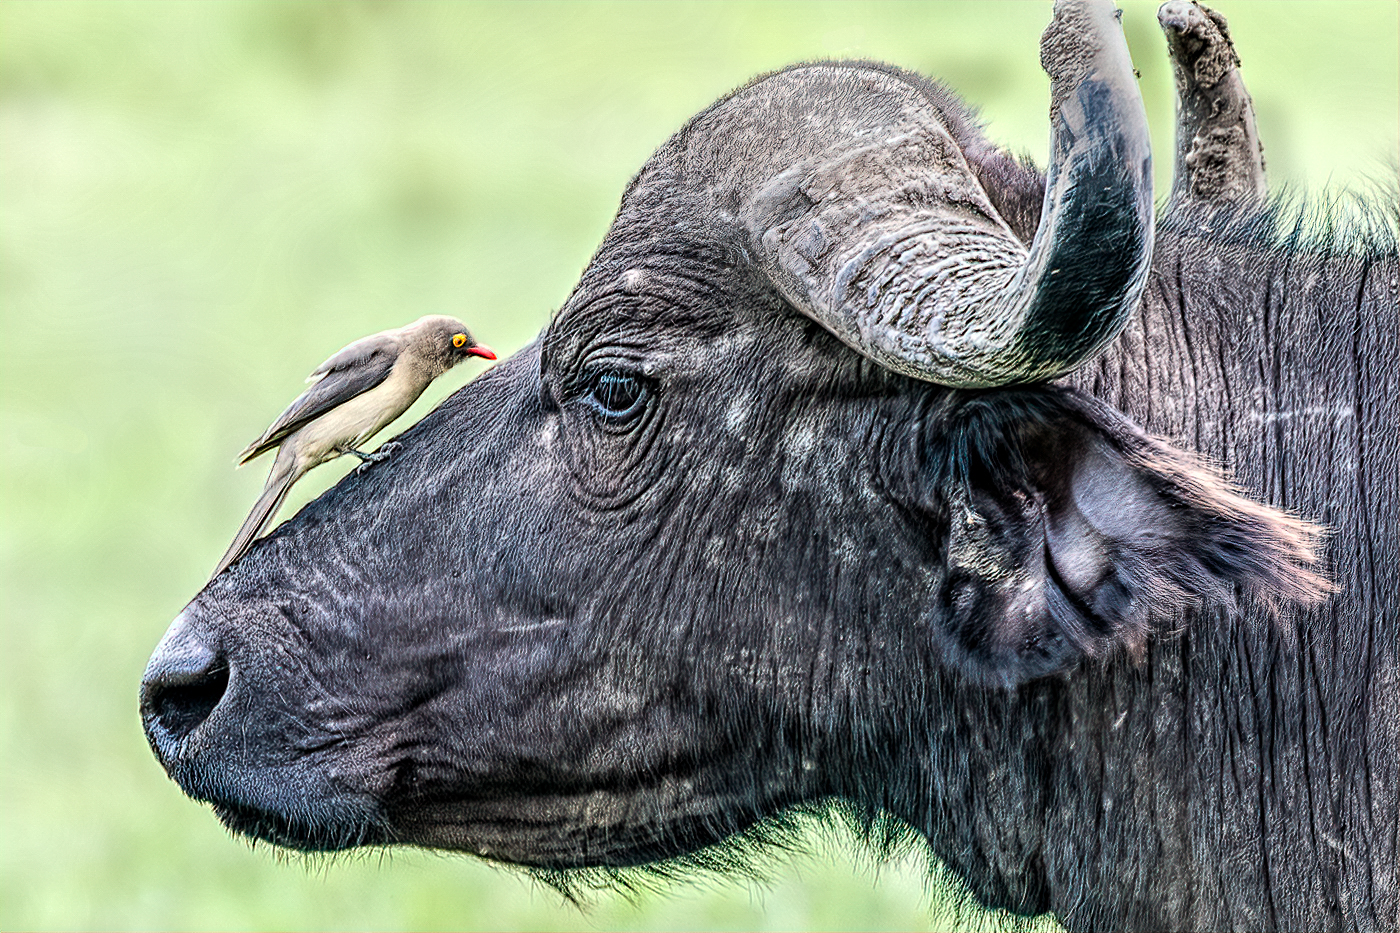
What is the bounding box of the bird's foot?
[350,441,401,474]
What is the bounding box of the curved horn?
[1159,0,1267,205]
[739,0,1153,387]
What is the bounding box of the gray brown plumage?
[213,315,494,578]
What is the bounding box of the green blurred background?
[1,2,1395,930]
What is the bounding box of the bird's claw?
[351,441,401,475]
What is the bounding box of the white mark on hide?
[506,419,560,486]
[725,393,754,432]
[783,424,817,457]
[621,268,647,294]
[833,535,859,561]
[708,330,759,358]
[778,423,820,493]
[703,533,726,567]
[729,331,759,353]
[1248,405,1353,425]
[493,619,568,635]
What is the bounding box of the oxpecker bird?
[212,315,495,578]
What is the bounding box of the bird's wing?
[305,331,401,383]
[237,335,399,464]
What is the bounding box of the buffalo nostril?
[140,618,229,748]
[145,664,229,743]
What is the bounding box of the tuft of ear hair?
[918,389,1330,686]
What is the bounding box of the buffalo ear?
[922,391,1329,686]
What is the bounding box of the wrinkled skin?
[1060,205,1398,931]
[142,3,1398,931]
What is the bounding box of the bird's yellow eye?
[452,334,467,348]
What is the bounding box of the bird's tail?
[211,449,300,579]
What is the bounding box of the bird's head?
[411,314,496,373]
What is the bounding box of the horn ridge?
[736,0,1154,387]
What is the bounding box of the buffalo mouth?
[211,798,394,852]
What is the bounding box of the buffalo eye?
[586,370,647,421]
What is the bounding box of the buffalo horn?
[740,0,1154,387]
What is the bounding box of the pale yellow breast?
[291,363,431,468]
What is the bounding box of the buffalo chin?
[385,791,772,870]
[212,797,393,852]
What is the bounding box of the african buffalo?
[141,1,1398,930]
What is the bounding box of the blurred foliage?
[1,1,1394,930]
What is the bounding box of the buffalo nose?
[140,613,229,757]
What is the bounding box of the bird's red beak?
[467,344,497,361]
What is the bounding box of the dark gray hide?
[141,2,1397,930]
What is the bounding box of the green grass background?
[1,2,1395,930]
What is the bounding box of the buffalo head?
[142,0,1326,888]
